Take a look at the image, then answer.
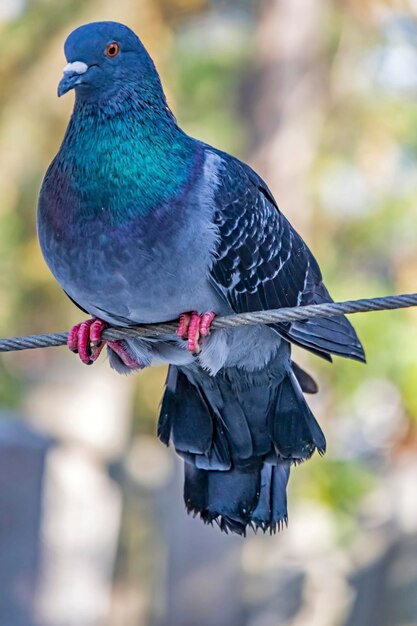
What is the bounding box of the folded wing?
[209,153,365,363]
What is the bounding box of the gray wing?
[209,153,365,362]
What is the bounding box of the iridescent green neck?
[59,99,197,220]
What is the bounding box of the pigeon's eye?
[106,42,120,58]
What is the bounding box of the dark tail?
[158,356,325,536]
[281,282,366,363]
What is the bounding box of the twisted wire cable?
[1,292,416,353]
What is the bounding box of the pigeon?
[37,21,365,535]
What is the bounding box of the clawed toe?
[177,311,216,354]
[90,319,107,347]
[178,313,191,339]
[67,318,107,365]
[68,322,82,353]
[67,318,143,369]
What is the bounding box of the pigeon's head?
[58,22,164,107]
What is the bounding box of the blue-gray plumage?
[37,21,365,535]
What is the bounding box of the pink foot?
[68,318,142,369]
[107,340,143,370]
[67,318,107,365]
[177,311,216,354]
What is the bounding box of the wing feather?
[209,153,365,362]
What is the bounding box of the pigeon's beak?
[58,61,89,97]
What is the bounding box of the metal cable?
[1,292,417,353]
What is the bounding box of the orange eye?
[106,42,119,58]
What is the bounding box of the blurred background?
[1,0,417,624]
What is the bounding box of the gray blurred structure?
[162,460,244,626]
[25,361,132,626]
[0,417,52,626]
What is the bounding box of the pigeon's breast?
[38,150,226,324]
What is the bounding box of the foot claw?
[177,311,216,355]
[67,318,107,365]
[90,319,107,347]
[188,312,201,354]
[199,312,216,337]
[67,317,143,370]
[68,323,81,353]
[78,320,94,364]
[177,313,191,339]
[107,340,143,370]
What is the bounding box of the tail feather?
[203,387,254,460]
[194,422,231,470]
[159,368,212,455]
[283,281,366,363]
[291,361,318,394]
[183,462,208,517]
[251,462,290,532]
[184,460,289,536]
[288,319,365,362]
[159,356,325,535]
[205,461,260,528]
[268,370,326,460]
